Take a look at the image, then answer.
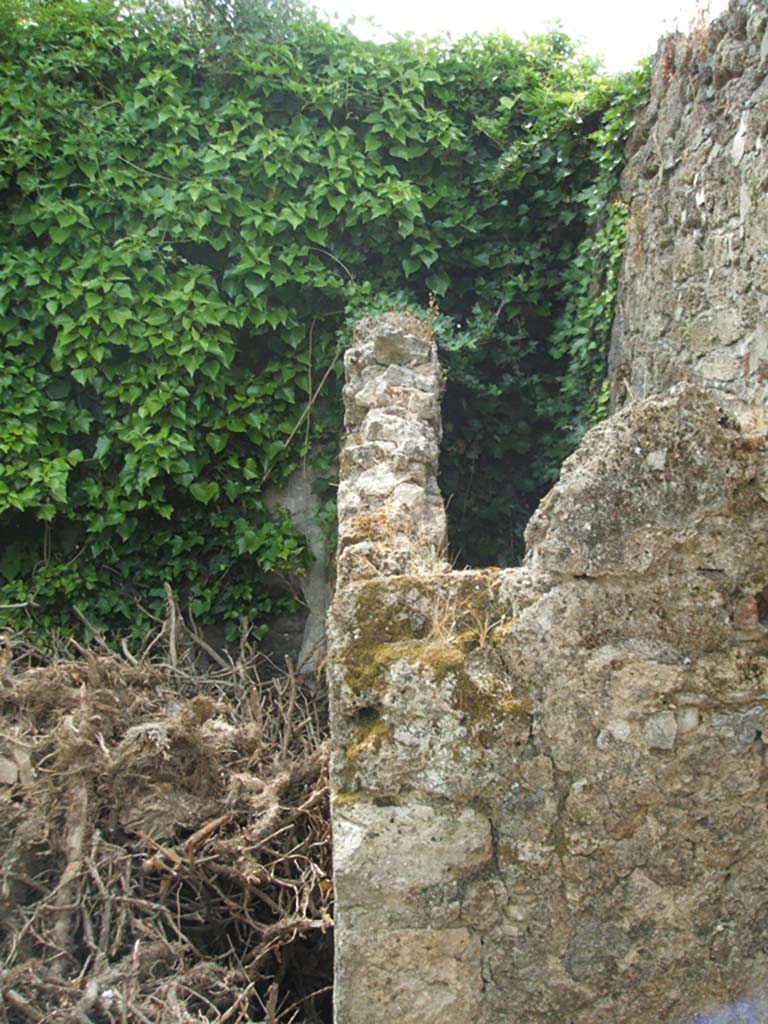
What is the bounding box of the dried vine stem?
[0,601,332,1023]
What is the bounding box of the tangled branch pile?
[0,630,332,1023]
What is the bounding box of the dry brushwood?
[0,604,332,1024]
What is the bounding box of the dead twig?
[0,628,332,1023]
[4,988,44,1021]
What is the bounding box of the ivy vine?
[0,0,648,639]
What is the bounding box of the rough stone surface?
[329,7,768,1016]
[329,320,768,1021]
[0,755,18,786]
[264,465,332,671]
[609,0,768,423]
[335,313,448,589]
[336,928,482,1024]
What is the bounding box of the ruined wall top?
[335,313,448,589]
[329,374,768,1023]
[328,7,768,1021]
[610,0,768,420]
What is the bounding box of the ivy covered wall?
[0,0,647,641]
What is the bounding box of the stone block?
[333,803,492,910]
[335,928,482,1024]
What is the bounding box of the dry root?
[0,614,332,1024]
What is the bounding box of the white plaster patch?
[676,707,700,734]
[333,803,492,904]
[0,756,18,786]
[700,352,741,382]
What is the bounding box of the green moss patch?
[453,673,532,725]
[341,637,467,696]
[345,720,394,761]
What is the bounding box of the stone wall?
[262,313,447,673]
[328,4,768,1019]
[329,316,768,1023]
[264,467,332,672]
[610,0,768,419]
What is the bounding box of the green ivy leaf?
[190,481,220,504]
[0,0,645,639]
[425,270,450,295]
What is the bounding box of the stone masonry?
[610,0,768,420]
[333,313,448,589]
[329,3,768,1020]
[329,318,768,1023]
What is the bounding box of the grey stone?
[332,314,447,589]
[711,706,764,753]
[264,465,333,672]
[609,0,768,423]
[565,920,632,984]
[731,113,749,165]
[643,711,679,750]
[373,326,433,366]
[329,311,768,1023]
[700,352,742,382]
[596,718,632,749]
[329,23,768,1006]
[335,928,482,1024]
[333,803,492,908]
[676,707,701,734]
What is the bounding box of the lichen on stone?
[452,671,532,725]
[345,719,394,761]
[330,210,768,1024]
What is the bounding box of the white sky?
[317,0,730,72]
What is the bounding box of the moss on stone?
[343,577,433,646]
[341,637,467,696]
[343,570,504,651]
[553,835,570,859]
[345,720,393,761]
[491,618,518,644]
[336,572,526,736]
[452,672,532,725]
[498,842,516,867]
[333,791,360,806]
[387,639,466,677]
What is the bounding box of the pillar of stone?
[327,314,499,1024]
[334,313,448,588]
